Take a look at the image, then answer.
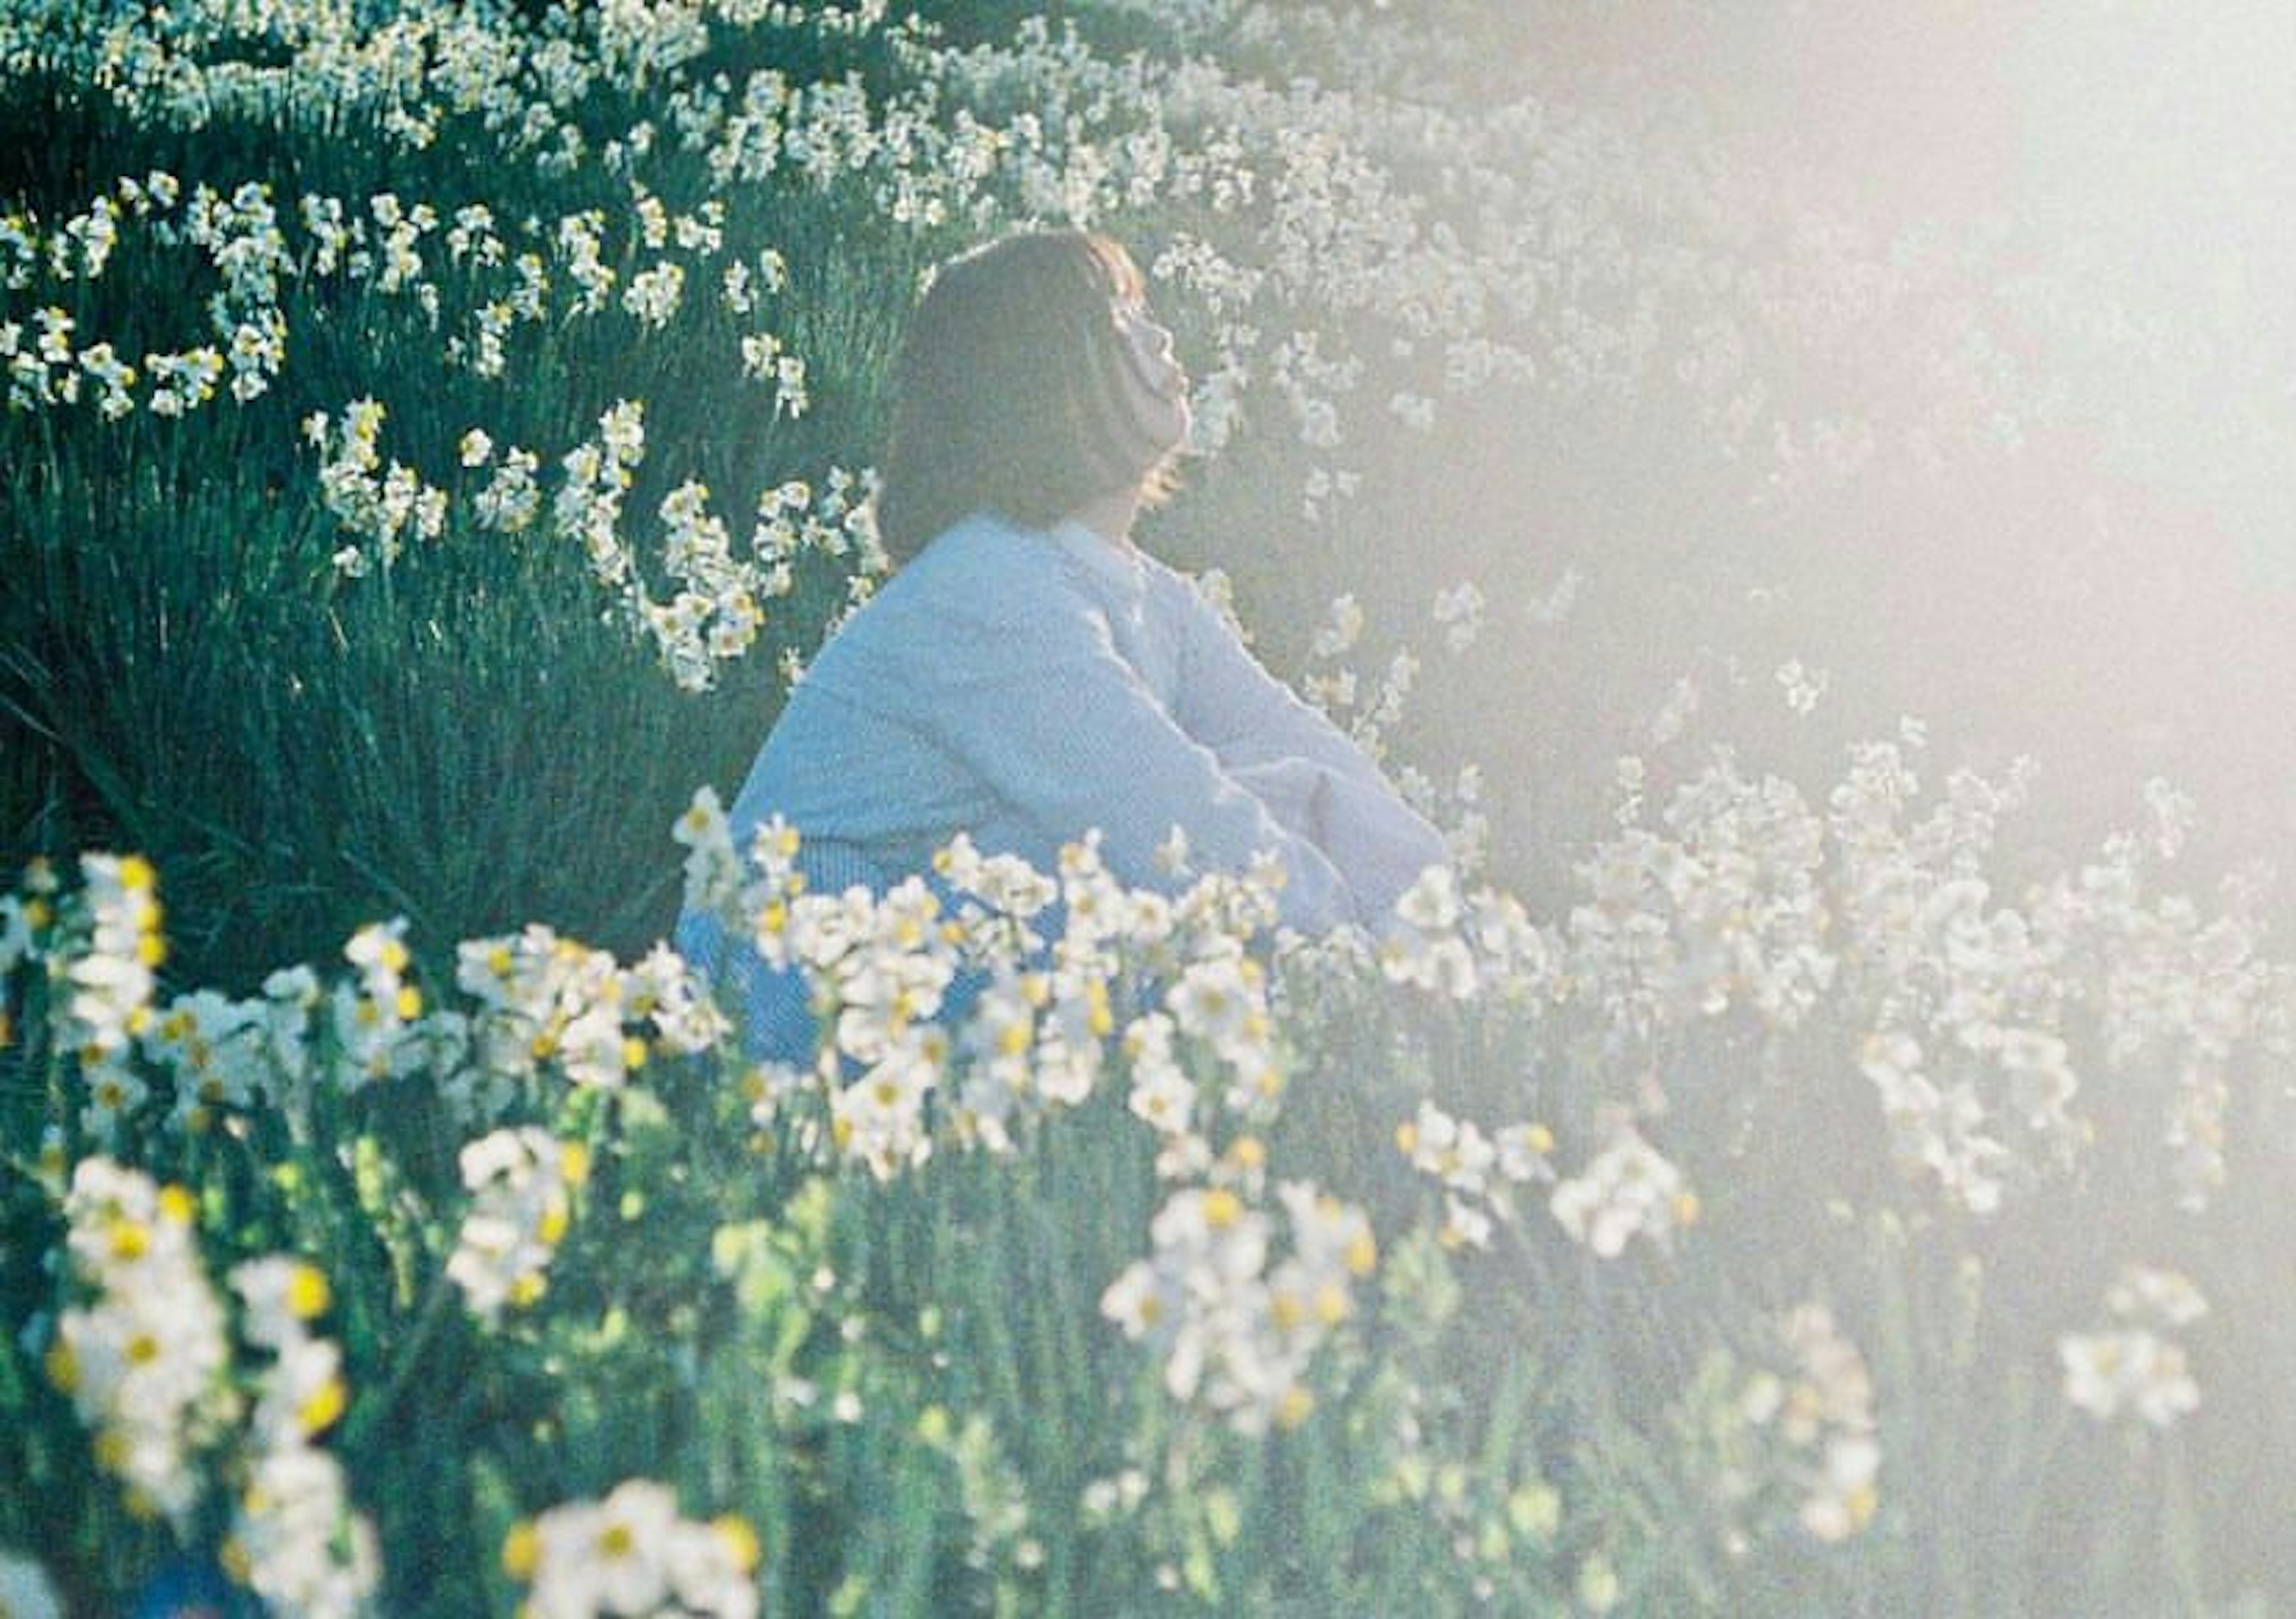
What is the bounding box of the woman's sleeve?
[927,564,1363,933]
[1168,570,1452,917]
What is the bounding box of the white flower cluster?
[2059,1265,2208,1431]
[1380,869,1537,1010]
[679,802,1301,1182]
[554,398,649,589]
[0,175,256,412]
[1573,753,1837,1035]
[1101,1179,1377,1436]
[222,1258,382,1615]
[138,978,315,1134]
[1548,1124,1699,1260]
[1705,1302,1882,1549]
[1430,579,1485,655]
[464,432,545,533]
[9,853,743,1150]
[1392,1100,1555,1251]
[1774,659,1831,717]
[446,1127,594,1322]
[1767,1304,1882,1542]
[5,0,2166,551]
[1834,741,2286,1217]
[303,398,448,575]
[47,1159,233,1528]
[56,854,169,1144]
[0,154,870,695]
[503,1479,761,1619]
[456,921,726,1100]
[331,918,444,1090]
[1380,865,1480,1000]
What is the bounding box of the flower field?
[5,1,2295,1614]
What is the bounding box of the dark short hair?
[873,230,1181,566]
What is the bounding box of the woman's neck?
[1064,485,1143,549]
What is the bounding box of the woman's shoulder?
[835,512,1079,634]
[1135,551,1242,646]
[905,511,1068,593]
[804,514,1081,691]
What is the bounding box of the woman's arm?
[1169,569,1393,787]
[926,560,1364,932]
[1167,569,1452,918]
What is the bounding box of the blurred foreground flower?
[1101,1179,1374,1436]
[49,1158,233,1529]
[1550,1125,1697,1259]
[503,1480,759,1619]
[221,1257,380,1615]
[448,1127,591,1321]
[2059,1265,2208,1430]
[0,1548,63,1619]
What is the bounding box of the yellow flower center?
[502,1521,540,1580]
[299,1377,347,1435]
[288,1264,331,1319]
[713,1515,762,1574]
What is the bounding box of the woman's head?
[873,230,1191,564]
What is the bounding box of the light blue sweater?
[677,511,1449,1054]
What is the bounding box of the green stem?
[344,1262,459,1453]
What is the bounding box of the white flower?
[1381,866,1477,998]
[1166,953,1270,1065]
[447,1129,588,1322]
[1549,1127,1695,1258]
[2107,1265,2208,1330]
[1430,579,1485,653]
[1308,593,1364,661]
[0,1550,63,1619]
[52,1159,231,1528]
[512,1481,758,1619]
[2060,1330,2200,1429]
[229,1445,381,1617]
[2060,1265,2208,1429]
[1776,658,1830,715]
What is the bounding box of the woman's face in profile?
[1109,294,1192,460]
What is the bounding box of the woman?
[679,230,1449,1055]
